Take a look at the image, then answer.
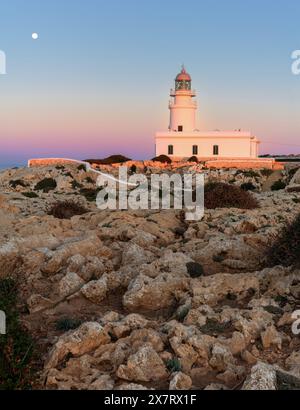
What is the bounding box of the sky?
[0,0,300,167]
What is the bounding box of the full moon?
[32,33,39,40]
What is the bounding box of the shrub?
[85,176,94,184]
[55,318,82,331]
[34,178,57,193]
[241,182,256,191]
[129,164,137,174]
[271,180,286,191]
[84,155,131,165]
[204,182,259,210]
[288,167,300,179]
[48,200,88,219]
[176,306,190,322]
[22,192,39,198]
[64,172,73,178]
[0,278,35,389]
[166,358,182,373]
[71,180,83,190]
[9,179,28,189]
[77,164,86,171]
[186,262,204,278]
[151,155,172,164]
[80,188,100,202]
[265,213,300,268]
[187,156,199,163]
[261,168,274,177]
[236,170,260,178]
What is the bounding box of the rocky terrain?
[1,161,300,390]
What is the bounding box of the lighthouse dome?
[176,67,191,81]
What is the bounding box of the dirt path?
[262,170,283,192]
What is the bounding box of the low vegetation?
[204,182,259,210]
[34,178,57,193]
[241,182,256,191]
[271,180,286,191]
[80,187,101,202]
[266,213,300,268]
[22,192,39,198]
[0,278,35,390]
[151,155,172,164]
[55,318,82,331]
[186,262,204,278]
[187,156,199,163]
[9,180,28,189]
[84,155,131,165]
[47,200,88,219]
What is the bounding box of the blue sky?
[0,0,299,166]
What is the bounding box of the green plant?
[85,176,94,184]
[47,200,88,219]
[9,180,28,189]
[186,262,204,278]
[71,180,83,190]
[261,168,274,177]
[241,182,256,191]
[34,178,57,193]
[0,278,35,389]
[271,180,286,191]
[64,172,73,179]
[166,358,182,373]
[176,306,190,322]
[236,170,260,178]
[77,164,86,171]
[80,187,101,202]
[55,318,82,331]
[22,192,39,198]
[266,213,300,268]
[204,182,259,210]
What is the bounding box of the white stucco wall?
[155,131,260,159]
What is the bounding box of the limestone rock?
[123,273,189,312]
[116,345,168,382]
[242,362,277,390]
[81,276,108,304]
[169,372,192,390]
[45,322,110,369]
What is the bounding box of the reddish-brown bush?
[204,182,259,210]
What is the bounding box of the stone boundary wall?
[28,157,284,171]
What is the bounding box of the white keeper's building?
[155,67,260,161]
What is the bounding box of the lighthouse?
[169,66,197,132]
[155,66,262,162]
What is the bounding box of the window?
[168,145,174,155]
[178,125,183,132]
[193,145,198,155]
[213,145,219,155]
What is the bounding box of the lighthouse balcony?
[170,89,196,97]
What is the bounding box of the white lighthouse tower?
[155,66,262,162]
[169,66,197,132]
